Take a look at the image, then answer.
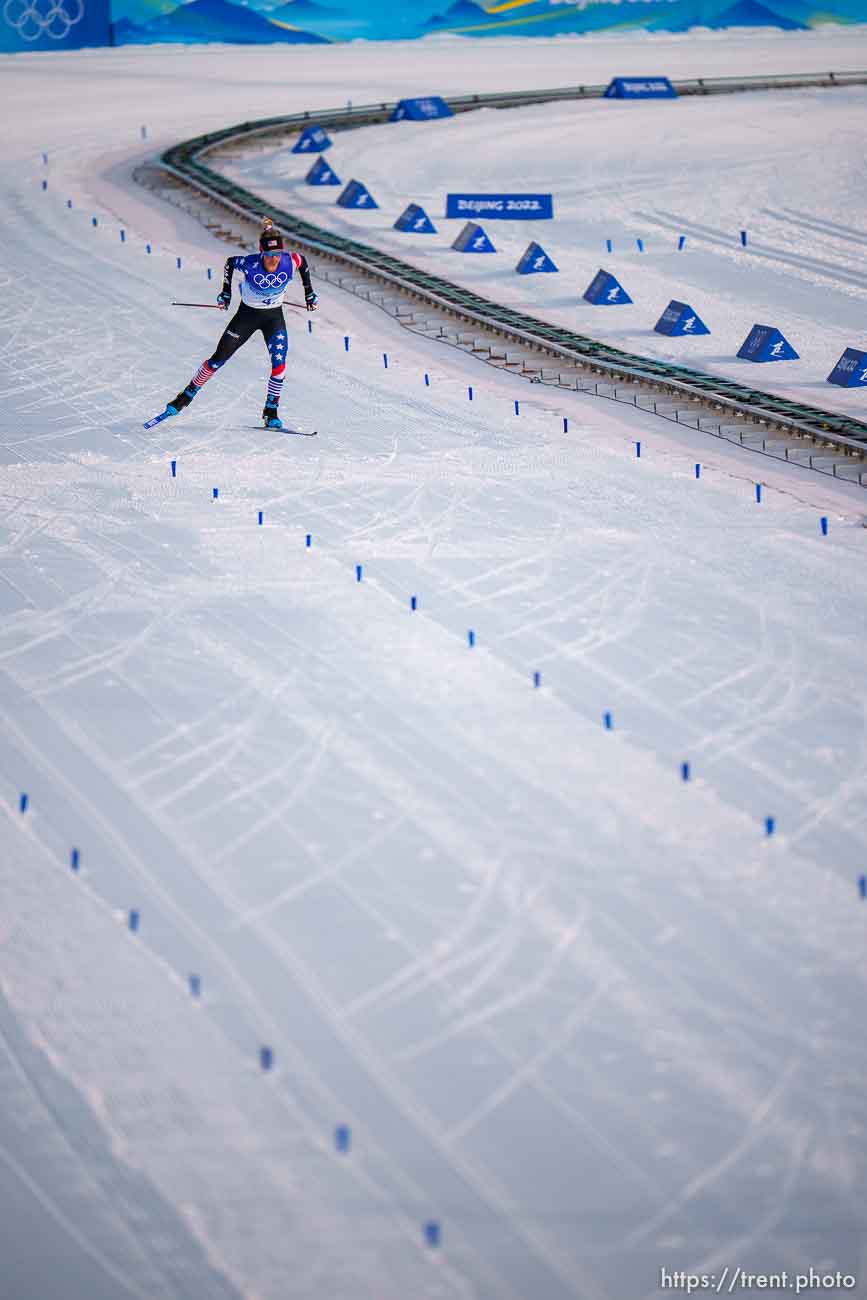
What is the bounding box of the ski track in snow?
[225,82,867,419]
[3,33,867,1300]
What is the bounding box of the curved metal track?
[146,72,867,482]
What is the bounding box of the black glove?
[304,288,318,312]
[217,291,231,310]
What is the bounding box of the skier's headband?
[260,233,284,253]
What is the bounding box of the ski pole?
[170,301,308,310]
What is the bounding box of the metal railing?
[158,71,867,452]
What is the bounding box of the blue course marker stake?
[637,238,644,252]
[19,793,28,813]
[383,353,388,369]
[120,229,126,243]
[635,441,641,458]
[603,711,613,731]
[335,1124,351,1153]
[128,909,140,933]
[820,516,829,536]
[533,671,541,688]
[681,761,690,782]
[467,630,475,648]
[176,256,182,270]
[410,595,417,611]
[859,875,866,899]
[170,460,176,478]
[424,373,430,387]
[258,511,264,526]
[740,230,748,247]
[424,1222,441,1248]
[146,243,151,254]
[207,267,212,280]
[91,216,98,227]
[468,386,473,402]
[606,238,613,254]
[42,152,48,164]
[260,1045,274,1071]
[212,487,219,500]
[678,235,686,250]
[344,336,350,352]
[756,483,762,503]
[189,974,202,998]
[765,816,776,837]
[305,533,312,548]
[563,417,568,433]
[356,564,363,582]
[308,319,313,334]
[41,179,47,192]
[695,464,701,479]
[70,848,80,872]
[140,125,147,140]
[514,400,520,416]
[67,199,72,208]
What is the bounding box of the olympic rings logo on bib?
[4,0,84,39]
[253,272,288,290]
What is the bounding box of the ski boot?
[143,385,198,429]
[166,385,198,417]
[262,403,283,431]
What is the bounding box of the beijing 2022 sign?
[446,194,554,220]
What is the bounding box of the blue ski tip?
[143,405,177,429]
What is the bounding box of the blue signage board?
[452,222,496,253]
[446,194,553,221]
[337,179,378,209]
[292,125,332,154]
[516,242,558,274]
[391,97,454,121]
[583,269,632,305]
[604,77,678,99]
[306,158,340,186]
[394,203,437,233]
[827,347,867,387]
[736,323,799,362]
[1,0,110,49]
[654,300,710,336]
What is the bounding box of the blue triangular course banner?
[604,77,677,99]
[337,180,379,209]
[516,242,558,274]
[292,125,332,154]
[583,269,632,305]
[391,97,454,122]
[736,324,799,362]
[305,157,340,186]
[827,347,867,388]
[452,222,496,253]
[654,300,710,336]
[394,203,437,234]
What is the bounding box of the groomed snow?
[2,30,867,1300]
[227,82,867,419]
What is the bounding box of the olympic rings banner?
[1,0,109,49]
[3,0,865,51]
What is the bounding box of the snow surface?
[2,30,867,1300]
[228,83,867,418]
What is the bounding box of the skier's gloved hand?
[217,291,231,311]
[304,288,318,312]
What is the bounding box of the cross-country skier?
[156,218,318,431]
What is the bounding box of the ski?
[245,425,318,437]
[143,407,177,429]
